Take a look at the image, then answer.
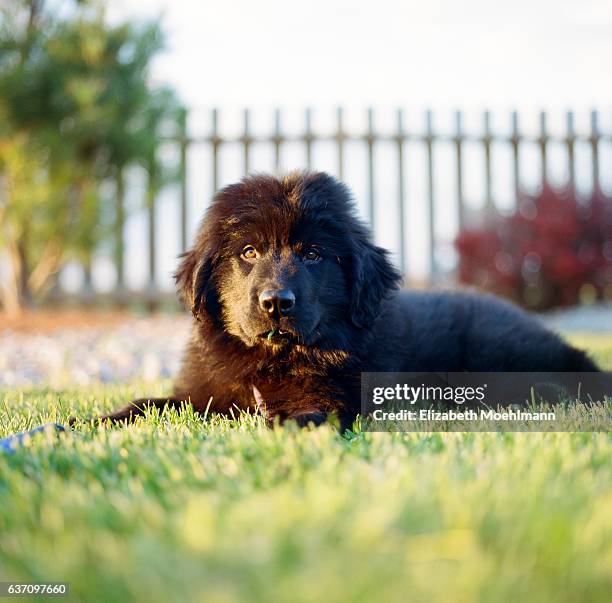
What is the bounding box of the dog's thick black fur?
[100,171,599,429]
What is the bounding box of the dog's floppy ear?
[349,239,402,328]
[175,248,215,321]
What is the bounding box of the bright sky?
[107,0,612,113]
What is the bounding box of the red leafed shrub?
[455,186,612,310]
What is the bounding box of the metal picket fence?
[74,108,609,306]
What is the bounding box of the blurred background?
[1,0,611,384]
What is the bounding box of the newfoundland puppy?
[100,171,598,429]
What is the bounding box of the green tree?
[0,0,181,314]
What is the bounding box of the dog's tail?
[565,346,599,372]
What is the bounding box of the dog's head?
[176,172,401,351]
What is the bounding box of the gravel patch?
[0,315,191,387]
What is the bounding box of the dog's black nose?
[258,289,296,315]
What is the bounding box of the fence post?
[211,108,219,194]
[425,110,436,280]
[336,107,344,180]
[243,108,251,176]
[566,111,575,190]
[539,111,548,187]
[366,107,375,231]
[146,159,157,310]
[483,111,494,211]
[396,108,406,275]
[114,167,125,300]
[82,255,93,303]
[511,111,521,208]
[304,108,313,169]
[273,108,282,174]
[590,110,600,192]
[455,110,465,231]
[78,183,93,303]
[178,108,189,253]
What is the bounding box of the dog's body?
[101,172,598,428]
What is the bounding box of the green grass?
[0,336,611,603]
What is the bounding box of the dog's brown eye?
[303,249,321,263]
[241,245,258,260]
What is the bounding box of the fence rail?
[66,108,611,307]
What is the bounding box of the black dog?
[99,171,598,428]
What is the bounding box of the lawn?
[0,335,611,603]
